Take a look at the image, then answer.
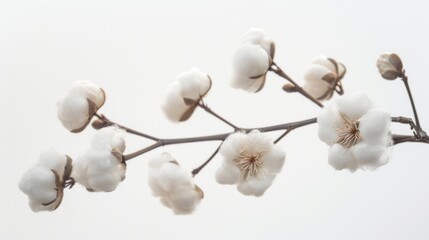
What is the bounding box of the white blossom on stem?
[303,56,346,101]
[57,80,106,133]
[148,153,203,215]
[72,126,126,192]
[162,68,212,122]
[216,130,286,197]
[317,93,392,172]
[231,28,275,92]
[19,150,72,212]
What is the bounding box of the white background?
[1,0,429,239]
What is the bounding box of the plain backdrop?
[1,0,429,239]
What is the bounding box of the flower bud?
[282,83,297,93]
[376,53,403,80]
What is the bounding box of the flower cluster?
[57,80,106,132]
[19,150,72,212]
[148,153,203,215]
[317,93,392,171]
[302,56,346,101]
[231,28,275,92]
[216,131,286,196]
[72,126,127,192]
[162,68,212,122]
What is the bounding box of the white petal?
[219,132,247,162]
[168,189,201,215]
[351,143,389,169]
[335,93,374,121]
[328,144,357,172]
[317,103,342,145]
[242,28,272,55]
[215,162,240,185]
[231,73,264,92]
[359,108,391,144]
[237,174,275,197]
[57,94,89,131]
[73,80,105,108]
[260,145,286,174]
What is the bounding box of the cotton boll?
[216,130,285,196]
[19,150,71,212]
[232,43,269,79]
[148,153,203,215]
[57,80,105,132]
[311,56,337,73]
[317,93,392,171]
[161,68,212,122]
[72,127,126,192]
[178,68,211,100]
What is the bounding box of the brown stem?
[192,143,222,176]
[392,134,429,145]
[198,102,239,130]
[123,117,318,161]
[400,72,427,139]
[269,62,324,108]
[94,113,159,142]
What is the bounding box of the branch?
[198,102,239,130]
[269,62,324,108]
[392,134,429,145]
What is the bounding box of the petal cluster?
[216,130,285,196]
[19,150,72,212]
[57,81,105,132]
[303,56,346,101]
[148,153,203,215]
[317,93,392,171]
[162,68,212,122]
[231,29,275,92]
[72,126,126,192]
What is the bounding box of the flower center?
[236,151,263,180]
[336,114,361,148]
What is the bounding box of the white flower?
[302,56,346,101]
[148,153,203,215]
[162,68,212,122]
[231,28,275,92]
[376,53,403,80]
[72,126,126,192]
[215,130,286,197]
[19,150,72,212]
[317,93,392,172]
[57,80,106,132]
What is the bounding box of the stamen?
[336,114,361,148]
[235,151,263,180]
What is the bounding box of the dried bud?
[91,119,108,129]
[376,53,403,80]
[282,83,297,92]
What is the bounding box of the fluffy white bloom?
[148,153,203,215]
[19,150,72,212]
[57,80,106,132]
[317,93,392,172]
[162,68,212,122]
[231,28,275,92]
[72,126,126,192]
[376,53,403,80]
[303,56,346,101]
[216,130,286,197]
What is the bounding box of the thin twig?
[392,134,429,145]
[269,62,324,108]
[274,128,293,144]
[192,143,223,176]
[198,102,239,130]
[94,113,159,142]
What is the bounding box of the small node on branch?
[282,83,297,93]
